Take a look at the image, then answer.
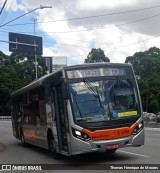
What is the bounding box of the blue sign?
[112,110,119,119]
[9,32,43,55]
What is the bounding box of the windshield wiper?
[83,78,103,111]
[72,91,83,118]
[83,78,98,98]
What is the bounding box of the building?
[43,56,67,74]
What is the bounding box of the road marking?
[118,150,149,158]
[145,127,160,131]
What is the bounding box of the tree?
[125,47,160,113]
[84,48,110,63]
[10,52,47,83]
[0,51,47,116]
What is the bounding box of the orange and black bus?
[11,63,144,157]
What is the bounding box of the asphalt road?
[0,121,160,173]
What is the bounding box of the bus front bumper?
[70,129,144,155]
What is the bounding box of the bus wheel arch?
[48,129,55,151]
[20,127,27,146]
[47,129,61,159]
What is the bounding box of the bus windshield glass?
[69,78,140,122]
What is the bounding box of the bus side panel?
[22,125,48,149]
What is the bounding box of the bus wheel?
[48,133,61,159]
[20,130,27,147]
[106,149,117,153]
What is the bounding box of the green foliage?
[125,47,160,113]
[0,51,47,116]
[84,48,110,63]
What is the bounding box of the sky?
[1,0,160,65]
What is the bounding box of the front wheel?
[48,133,61,159]
[20,129,27,147]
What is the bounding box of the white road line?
[118,150,150,158]
[145,127,160,131]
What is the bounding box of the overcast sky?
[1,0,160,65]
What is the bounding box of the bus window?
[22,87,46,125]
[108,80,137,109]
[69,81,107,122]
[45,85,56,123]
[69,78,139,122]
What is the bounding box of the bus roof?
[63,62,131,70]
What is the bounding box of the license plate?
[106,144,119,150]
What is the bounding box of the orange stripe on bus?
[23,129,37,141]
[82,123,137,141]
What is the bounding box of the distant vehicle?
[147,113,156,121]
[156,112,160,123]
[143,113,156,122]
[143,112,148,121]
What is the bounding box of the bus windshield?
[69,78,140,122]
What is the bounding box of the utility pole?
[31,18,38,80]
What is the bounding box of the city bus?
[11,63,144,157]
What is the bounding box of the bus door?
[54,84,69,153]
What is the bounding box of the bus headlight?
[132,121,144,135]
[72,128,91,141]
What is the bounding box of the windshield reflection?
[69,79,139,122]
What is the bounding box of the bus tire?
[20,129,27,147]
[48,133,61,159]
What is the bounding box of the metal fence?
[0,116,11,121]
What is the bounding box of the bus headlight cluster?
[132,121,144,135]
[72,128,91,141]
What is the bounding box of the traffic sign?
[9,32,43,55]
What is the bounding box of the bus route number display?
[66,68,126,79]
[80,69,99,77]
[67,69,99,78]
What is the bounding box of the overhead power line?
[1,13,160,50]
[44,34,160,58]
[46,13,160,34]
[3,4,160,27]
[6,12,160,34]
[0,0,7,15]
[1,30,160,58]
[0,0,13,25]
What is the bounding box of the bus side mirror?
[62,83,69,100]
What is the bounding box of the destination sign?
[66,67,130,79]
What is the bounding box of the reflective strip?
[118,111,138,117]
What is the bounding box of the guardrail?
[0,116,11,121]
